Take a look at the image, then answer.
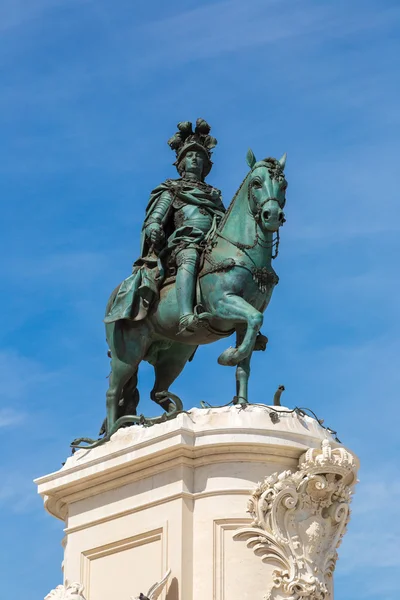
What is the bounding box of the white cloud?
[0,350,55,403]
[353,478,400,517]
[2,250,111,291]
[355,577,400,600]
[20,251,109,282]
[139,0,400,66]
[0,0,88,33]
[336,467,400,583]
[0,470,40,513]
[0,408,25,428]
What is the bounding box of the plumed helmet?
[167,118,217,177]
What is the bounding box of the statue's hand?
[146,223,165,246]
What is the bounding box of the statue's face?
[184,150,204,178]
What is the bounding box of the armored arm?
[144,190,172,245]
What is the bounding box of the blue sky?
[0,0,399,598]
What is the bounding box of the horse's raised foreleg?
[214,294,263,366]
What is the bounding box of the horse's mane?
[217,171,250,231]
[218,158,280,231]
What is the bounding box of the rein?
[208,169,282,259]
[215,227,280,259]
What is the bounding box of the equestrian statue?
[71,119,288,450]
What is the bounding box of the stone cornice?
[35,406,348,522]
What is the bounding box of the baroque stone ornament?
[132,568,171,600]
[44,571,171,600]
[234,440,358,600]
[44,583,86,600]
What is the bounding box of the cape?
[105,178,225,325]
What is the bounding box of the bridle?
[215,221,280,259]
[212,178,284,259]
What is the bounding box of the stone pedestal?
[35,406,358,600]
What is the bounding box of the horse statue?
[71,148,287,450]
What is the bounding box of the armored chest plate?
[174,202,213,231]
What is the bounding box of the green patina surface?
[72,119,288,450]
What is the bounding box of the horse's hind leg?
[100,368,139,436]
[106,358,137,434]
[106,321,151,434]
[121,369,140,417]
[151,343,197,411]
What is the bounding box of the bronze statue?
[72,119,287,450]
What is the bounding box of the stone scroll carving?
[234,440,358,600]
[132,568,171,600]
[44,583,86,600]
[44,569,171,600]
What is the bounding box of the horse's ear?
[278,152,287,170]
[246,148,257,169]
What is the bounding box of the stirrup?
[178,313,198,335]
[178,307,213,336]
[194,304,213,321]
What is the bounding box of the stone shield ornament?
[234,440,358,600]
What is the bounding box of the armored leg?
[175,248,199,334]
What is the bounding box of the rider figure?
[144,119,225,333]
[104,119,225,333]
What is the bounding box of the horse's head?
[246,149,287,232]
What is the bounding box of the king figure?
[105,119,225,334]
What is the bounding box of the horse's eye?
[252,180,262,188]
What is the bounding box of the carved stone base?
[36,406,358,600]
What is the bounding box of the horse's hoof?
[233,396,249,405]
[218,347,240,366]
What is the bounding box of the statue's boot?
[175,248,203,335]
